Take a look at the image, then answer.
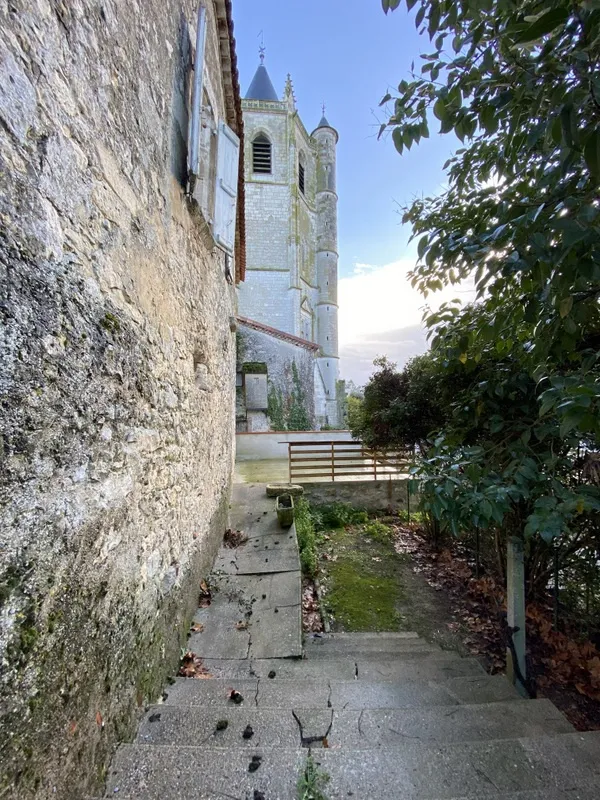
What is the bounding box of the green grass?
[363,520,391,543]
[295,497,320,578]
[295,500,371,578]
[297,753,330,800]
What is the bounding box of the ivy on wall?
[266,361,312,431]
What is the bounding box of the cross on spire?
[322,102,326,116]
[258,30,265,63]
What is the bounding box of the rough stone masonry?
[0,1,241,796]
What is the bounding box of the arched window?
[298,151,305,195]
[300,298,313,341]
[252,133,272,174]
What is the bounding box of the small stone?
[274,608,279,613]
[242,724,254,739]
[215,719,228,731]
[229,690,244,705]
[148,712,161,723]
[268,670,276,679]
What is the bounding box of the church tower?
[312,114,340,425]
[236,56,342,429]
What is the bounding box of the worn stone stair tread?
[193,654,485,681]
[315,732,600,798]
[306,645,461,662]
[162,673,521,709]
[315,630,420,639]
[187,494,303,660]
[190,603,302,660]
[105,732,600,799]
[135,699,572,749]
[106,745,301,799]
[303,638,445,657]
[214,545,299,574]
[440,792,600,800]
[98,792,600,800]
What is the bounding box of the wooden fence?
[287,439,410,483]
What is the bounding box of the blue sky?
[232,0,469,384]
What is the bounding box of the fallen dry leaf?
[223,528,249,548]
[179,651,212,679]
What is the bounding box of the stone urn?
[276,493,294,528]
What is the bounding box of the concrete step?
[96,790,599,800]
[195,654,485,682]
[135,699,572,749]
[163,673,521,709]
[318,631,420,639]
[304,634,444,657]
[106,732,600,798]
[306,646,461,662]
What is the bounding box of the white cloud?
[352,262,379,275]
[338,259,475,385]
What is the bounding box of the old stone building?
[0,1,243,797]
[236,57,342,431]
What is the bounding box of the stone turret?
[312,114,340,426]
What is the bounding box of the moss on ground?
[319,521,408,632]
[303,500,460,642]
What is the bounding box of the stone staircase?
[98,486,600,798]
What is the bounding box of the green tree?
[347,394,365,436]
[381,0,600,544]
[353,355,451,450]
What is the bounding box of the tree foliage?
[378,0,600,545]
[351,355,450,449]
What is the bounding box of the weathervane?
[258,30,265,63]
[322,102,326,116]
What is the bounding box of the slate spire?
[245,48,278,101]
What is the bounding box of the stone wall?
[237,324,315,431]
[0,1,237,797]
[236,429,353,460]
[301,480,414,512]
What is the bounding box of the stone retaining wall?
[301,479,414,512]
[0,2,236,796]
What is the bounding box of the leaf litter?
[393,520,600,731]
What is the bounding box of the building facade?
[236,59,342,430]
[0,2,243,797]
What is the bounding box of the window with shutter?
[252,133,272,174]
[213,121,240,254]
[187,5,207,189]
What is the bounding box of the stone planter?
[276,493,295,528]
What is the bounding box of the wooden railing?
[287,440,410,483]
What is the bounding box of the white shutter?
[213,121,240,254]
[187,5,207,182]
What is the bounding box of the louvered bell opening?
[299,161,305,195]
[252,136,272,174]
